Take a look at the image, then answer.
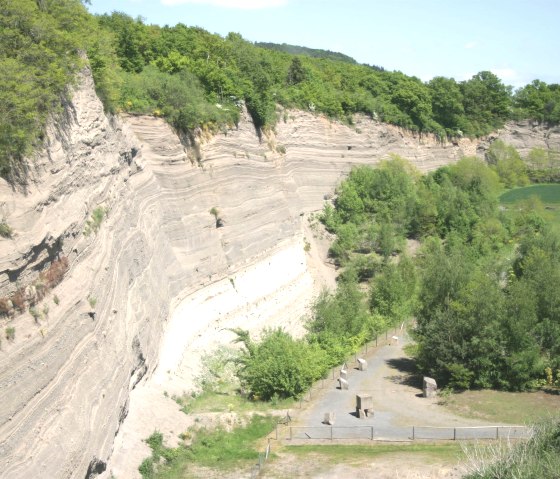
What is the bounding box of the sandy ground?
[262,450,465,479]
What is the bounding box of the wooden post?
[290,426,293,440]
[412,426,415,440]
[496,427,499,439]
[370,426,374,440]
[453,428,456,440]
[330,426,333,441]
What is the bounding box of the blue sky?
[87,0,560,88]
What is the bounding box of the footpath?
[284,331,524,442]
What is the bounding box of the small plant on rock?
[209,207,224,228]
[84,206,107,236]
[5,326,15,341]
[0,220,13,239]
[29,307,40,323]
[88,295,97,309]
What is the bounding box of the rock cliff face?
[0,69,559,479]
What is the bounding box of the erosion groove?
[0,68,558,479]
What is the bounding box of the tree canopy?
[2,2,559,181]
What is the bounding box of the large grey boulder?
[423,377,438,398]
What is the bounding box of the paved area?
[290,332,508,441]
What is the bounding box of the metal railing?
[275,424,530,442]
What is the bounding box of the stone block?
[340,369,348,380]
[423,376,437,398]
[338,378,349,390]
[323,412,335,425]
[356,394,373,411]
[357,358,367,371]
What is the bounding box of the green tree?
[286,56,306,85]
[428,76,464,134]
[370,257,417,325]
[460,71,512,136]
[233,328,327,400]
[486,140,529,187]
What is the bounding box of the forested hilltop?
[2,0,560,180]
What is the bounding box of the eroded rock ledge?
[0,68,558,479]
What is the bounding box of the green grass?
[444,389,560,424]
[178,383,295,414]
[499,184,560,204]
[284,443,463,462]
[139,415,276,479]
[463,417,560,479]
[500,183,560,226]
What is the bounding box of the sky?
[87,0,560,88]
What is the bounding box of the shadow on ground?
[385,357,423,389]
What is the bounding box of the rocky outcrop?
[478,120,560,157]
[1,68,559,479]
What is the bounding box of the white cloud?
[464,41,477,49]
[161,0,288,8]
[491,68,517,80]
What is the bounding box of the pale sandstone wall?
[1,69,559,479]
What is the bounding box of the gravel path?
[291,331,501,441]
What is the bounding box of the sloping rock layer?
[0,68,558,479]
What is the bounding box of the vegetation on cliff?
[0,0,119,179]
[2,1,560,180]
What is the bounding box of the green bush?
[234,328,328,400]
[0,221,13,239]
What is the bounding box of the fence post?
[496,427,499,439]
[412,426,415,440]
[370,426,374,440]
[290,426,293,440]
[453,428,456,440]
[330,426,333,441]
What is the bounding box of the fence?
[295,326,405,408]
[275,424,531,442]
[249,439,272,478]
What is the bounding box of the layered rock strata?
[0,68,559,479]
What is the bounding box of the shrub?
[234,328,328,400]
[5,326,15,341]
[0,298,12,316]
[0,221,13,238]
[88,296,97,309]
[84,207,107,236]
[29,307,40,322]
[40,257,69,289]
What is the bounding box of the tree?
[234,328,327,400]
[286,57,306,85]
[486,140,529,188]
[428,76,464,133]
[370,257,417,325]
[460,71,512,136]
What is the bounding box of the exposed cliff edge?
[0,68,559,479]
